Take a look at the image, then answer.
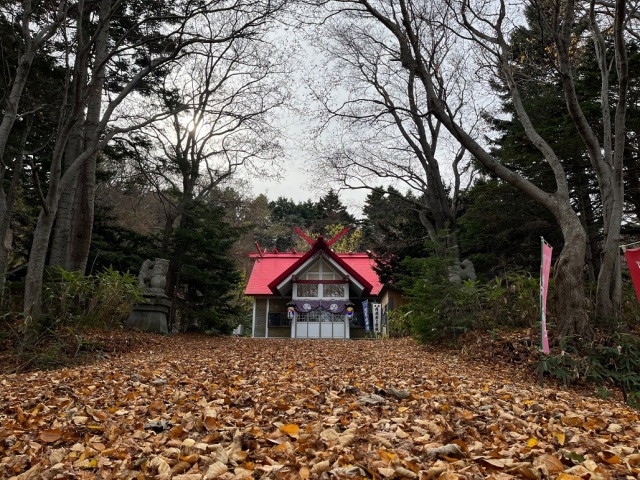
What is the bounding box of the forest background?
[1,0,640,403]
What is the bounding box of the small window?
[297,284,318,297]
[323,283,345,297]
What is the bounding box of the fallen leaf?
[39,429,62,443]
[279,423,300,438]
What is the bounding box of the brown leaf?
[561,416,583,427]
[171,461,192,475]
[534,454,564,473]
[168,424,184,439]
[147,456,172,480]
[204,461,228,479]
[39,429,62,443]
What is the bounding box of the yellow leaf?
[378,449,397,464]
[398,406,409,413]
[552,431,566,446]
[557,474,583,480]
[527,437,538,448]
[39,429,62,443]
[279,423,300,438]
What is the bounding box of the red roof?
[245,252,303,295]
[245,237,383,296]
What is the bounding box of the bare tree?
[304,2,478,260]
[21,0,286,313]
[133,30,287,299]
[0,1,72,301]
[309,0,607,337]
[450,0,630,320]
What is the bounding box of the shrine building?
[245,229,395,339]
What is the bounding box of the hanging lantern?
[346,306,354,319]
[287,306,295,319]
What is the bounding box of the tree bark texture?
[49,121,83,269]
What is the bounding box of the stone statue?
[138,258,170,295]
[460,259,477,282]
[126,258,172,335]
[448,259,477,285]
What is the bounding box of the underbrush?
[540,332,640,408]
[392,248,640,408]
[0,267,141,372]
[393,252,541,344]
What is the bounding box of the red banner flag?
[540,239,552,355]
[624,247,640,302]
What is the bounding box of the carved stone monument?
[447,259,477,285]
[125,258,172,335]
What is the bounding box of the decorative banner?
[371,303,381,333]
[362,300,370,333]
[540,238,552,355]
[291,300,349,314]
[624,247,640,302]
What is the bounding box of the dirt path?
[1,336,638,479]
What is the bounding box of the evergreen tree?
[170,201,242,333]
[457,179,562,278]
[361,188,427,285]
[314,189,355,234]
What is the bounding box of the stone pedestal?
[125,296,172,335]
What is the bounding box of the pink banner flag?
[540,239,552,355]
[624,247,640,302]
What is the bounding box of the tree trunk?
[0,123,29,305]
[24,207,57,313]
[65,0,110,273]
[49,120,83,269]
[576,181,599,282]
[49,0,108,273]
[68,155,97,273]
[594,0,628,319]
[553,205,591,338]
[595,182,624,317]
[0,49,36,291]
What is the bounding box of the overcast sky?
[249,161,369,218]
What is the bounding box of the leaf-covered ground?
[1,335,639,479]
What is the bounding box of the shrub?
[0,267,142,372]
[43,266,142,330]
[388,308,412,338]
[398,248,543,345]
[398,249,474,346]
[539,333,640,408]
